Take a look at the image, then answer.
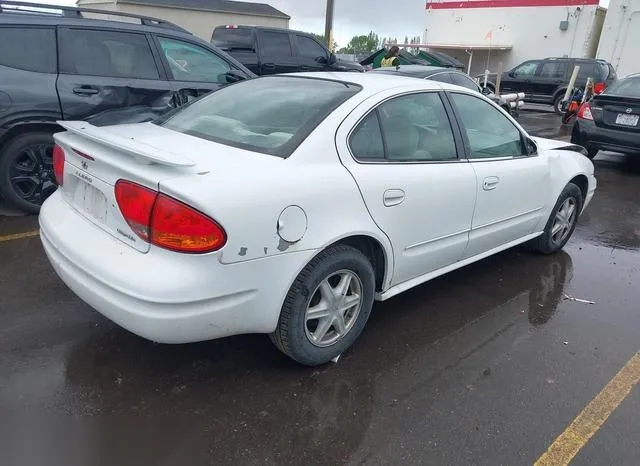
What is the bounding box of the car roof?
[214,24,316,36]
[278,72,457,93]
[0,6,192,37]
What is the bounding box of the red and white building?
[423,0,607,75]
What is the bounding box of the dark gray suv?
[0,1,254,213]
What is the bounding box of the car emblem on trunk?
[626,108,633,113]
[81,161,88,170]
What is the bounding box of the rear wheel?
[0,132,56,214]
[270,245,375,366]
[530,183,583,255]
[553,95,565,115]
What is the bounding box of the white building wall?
[596,0,640,77]
[76,1,289,41]
[424,1,603,76]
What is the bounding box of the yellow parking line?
[0,230,40,243]
[535,352,640,466]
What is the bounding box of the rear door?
[153,35,244,106]
[532,60,568,102]
[336,90,477,286]
[56,27,173,122]
[257,30,298,75]
[293,33,329,72]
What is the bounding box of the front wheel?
[529,183,583,255]
[270,245,375,366]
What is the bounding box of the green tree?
[342,31,380,54]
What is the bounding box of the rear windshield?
[158,76,361,157]
[602,77,640,98]
[211,27,254,49]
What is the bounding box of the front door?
[56,27,174,122]
[153,35,242,106]
[501,60,541,97]
[257,30,298,75]
[293,34,329,72]
[447,92,550,258]
[336,90,477,286]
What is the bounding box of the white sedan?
[40,73,596,366]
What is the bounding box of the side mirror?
[328,53,337,65]
[508,71,516,78]
[525,137,538,155]
[481,87,492,95]
[223,70,247,83]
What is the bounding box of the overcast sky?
[21,0,610,47]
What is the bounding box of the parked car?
[0,1,254,213]
[571,75,640,159]
[478,57,617,114]
[373,65,521,116]
[40,73,596,366]
[211,25,364,75]
[360,48,465,70]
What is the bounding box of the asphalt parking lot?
[1,109,639,466]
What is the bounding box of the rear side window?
[0,27,56,73]
[260,31,292,56]
[59,29,159,80]
[211,27,255,50]
[539,61,567,79]
[450,72,480,91]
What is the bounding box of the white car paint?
[39,72,596,346]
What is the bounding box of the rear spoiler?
[57,121,196,167]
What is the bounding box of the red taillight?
[115,180,157,241]
[594,82,606,94]
[577,103,594,121]
[53,144,65,186]
[114,180,226,253]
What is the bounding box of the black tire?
[553,94,565,115]
[0,132,56,214]
[529,183,583,255]
[270,245,375,366]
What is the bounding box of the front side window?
[295,35,327,61]
[349,92,458,162]
[450,93,525,159]
[159,76,360,157]
[59,29,159,80]
[512,61,540,78]
[261,31,292,56]
[0,27,56,73]
[158,37,231,83]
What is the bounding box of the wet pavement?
[1,112,639,465]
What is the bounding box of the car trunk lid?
[53,121,279,253]
[590,95,640,132]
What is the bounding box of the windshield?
[157,76,361,157]
[603,77,640,98]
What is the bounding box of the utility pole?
[324,0,335,51]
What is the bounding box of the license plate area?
[76,180,108,224]
[615,113,639,126]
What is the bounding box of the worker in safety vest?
[380,46,400,67]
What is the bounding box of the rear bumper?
[572,119,640,155]
[39,190,316,344]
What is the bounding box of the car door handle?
[263,63,276,70]
[299,65,311,71]
[73,86,99,96]
[383,189,405,207]
[483,176,500,191]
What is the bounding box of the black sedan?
[373,65,516,114]
[571,75,640,159]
